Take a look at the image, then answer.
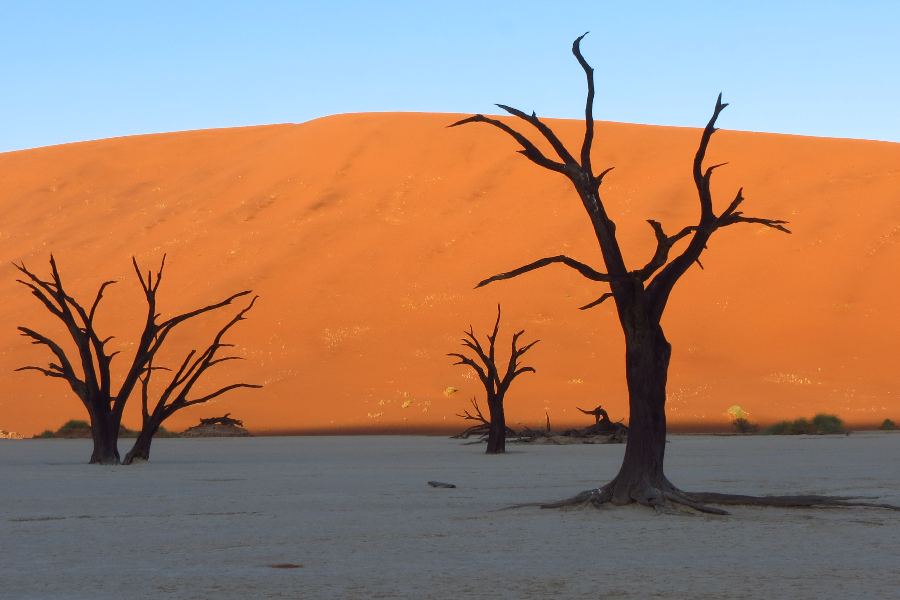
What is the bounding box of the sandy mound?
[180,424,253,438]
[1,113,898,435]
[0,429,24,439]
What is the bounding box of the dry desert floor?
[2,434,899,599]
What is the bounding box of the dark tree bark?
[15,255,257,465]
[450,396,517,440]
[448,305,538,454]
[450,35,898,514]
[122,299,260,464]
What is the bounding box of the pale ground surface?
[2,434,899,599]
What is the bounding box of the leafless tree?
[450,34,899,513]
[122,295,260,464]
[16,255,259,465]
[448,305,538,454]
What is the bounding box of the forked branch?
[448,114,567,173]
[644,95,792,322]
[448,305,539,398]
[142,297,262,422]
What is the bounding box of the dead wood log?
[199,413,244,427]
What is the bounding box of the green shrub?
[812,413,845,434]
[763,413,845,435]
[882,419,897,431]
[40,419,180,439]
[763,419,807,435]
[155,426,180,438]
[117,424,180,438]
[732,417,759,434]
[57,419,90,433]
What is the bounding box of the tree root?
[536,484,900,515]
[680,491,900,512]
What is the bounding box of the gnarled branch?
[476,255,615,289]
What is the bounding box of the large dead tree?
[450,35,899,514]
[16,255,259,465]
[448,305,538,454]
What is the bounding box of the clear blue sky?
[1,1,897,153]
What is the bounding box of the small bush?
[155,426,180,438]
[882,419,897,431]
[763,413,845,435]
[732,417,759,434]
[57,419,91,433]
[119,425,180,438]
[812,413,845,434]
[39,419,180,439]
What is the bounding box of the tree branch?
[15,365,68,379]
[572,32,594,178]
[17,326,81,383]
[448,353,490,389]
[476,255,615,288]
[578,293,614,310]
[174,383,263,410]
[501,330,539,387]
[494,104,577,166]
[117,255,252,407]
[150,297,261,419]
[448,114,566,173]
[693,93,728,221]
[88,281,118,323]
[645,95,791,323]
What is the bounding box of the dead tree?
[199,414,244,427]
[577,404,611,427]
[576,404,628,435]
[122,299,260,465]
[448,305,538,454]
[450,35,899,513]
[15,255,258,465]
[451,397,517,440]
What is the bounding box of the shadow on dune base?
[252,420,891,437]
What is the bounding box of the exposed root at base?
[536,484,900,515]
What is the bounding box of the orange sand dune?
[1,113,898,436]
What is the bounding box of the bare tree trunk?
[486,396,506,454]
[89,411,122,465]
[605,324,672,504]
[122,425,157,465]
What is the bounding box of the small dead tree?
[448,305,538,454]
[199,414,244,427]
[450,35,899,513]
[122,298,260,464]
[16,255,259,465]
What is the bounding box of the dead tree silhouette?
[448,306,538,454]
[123,295,260,465]
[15,255,260,465]
[450,34,898,513]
